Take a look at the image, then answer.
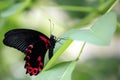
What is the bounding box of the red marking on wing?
[39,62,43,66]
[37,56,41,61]
[24,56,43,76]
[26,49,32,53]
[39,36,50,48]
[28,45,33,48]
[25,44,33,54]
[25,56,30,60]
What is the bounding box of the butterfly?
[3,29,57,76]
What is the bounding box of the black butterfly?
[3,29,56,76]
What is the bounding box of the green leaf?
[43,39,73,71]
[61,12,117,45]
[1,2,24,17]
[44,51,49,66]
[35,61,76,80]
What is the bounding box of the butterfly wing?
[3,29,50,53]
[24,39,49,76]
[3,29,50,76]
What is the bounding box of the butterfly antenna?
[49,19,54,37]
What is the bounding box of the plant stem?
[98,0,118,14]
[57,6,96,12]
[76,42,86,61]
[43,39,73,71]
[105,0,119,13]
[73,0,118,28]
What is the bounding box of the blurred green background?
[0,0,120,80]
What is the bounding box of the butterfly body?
[3,29,56,76]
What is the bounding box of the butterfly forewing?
[3,29,50,53]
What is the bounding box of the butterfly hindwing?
[24,37,50,75]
